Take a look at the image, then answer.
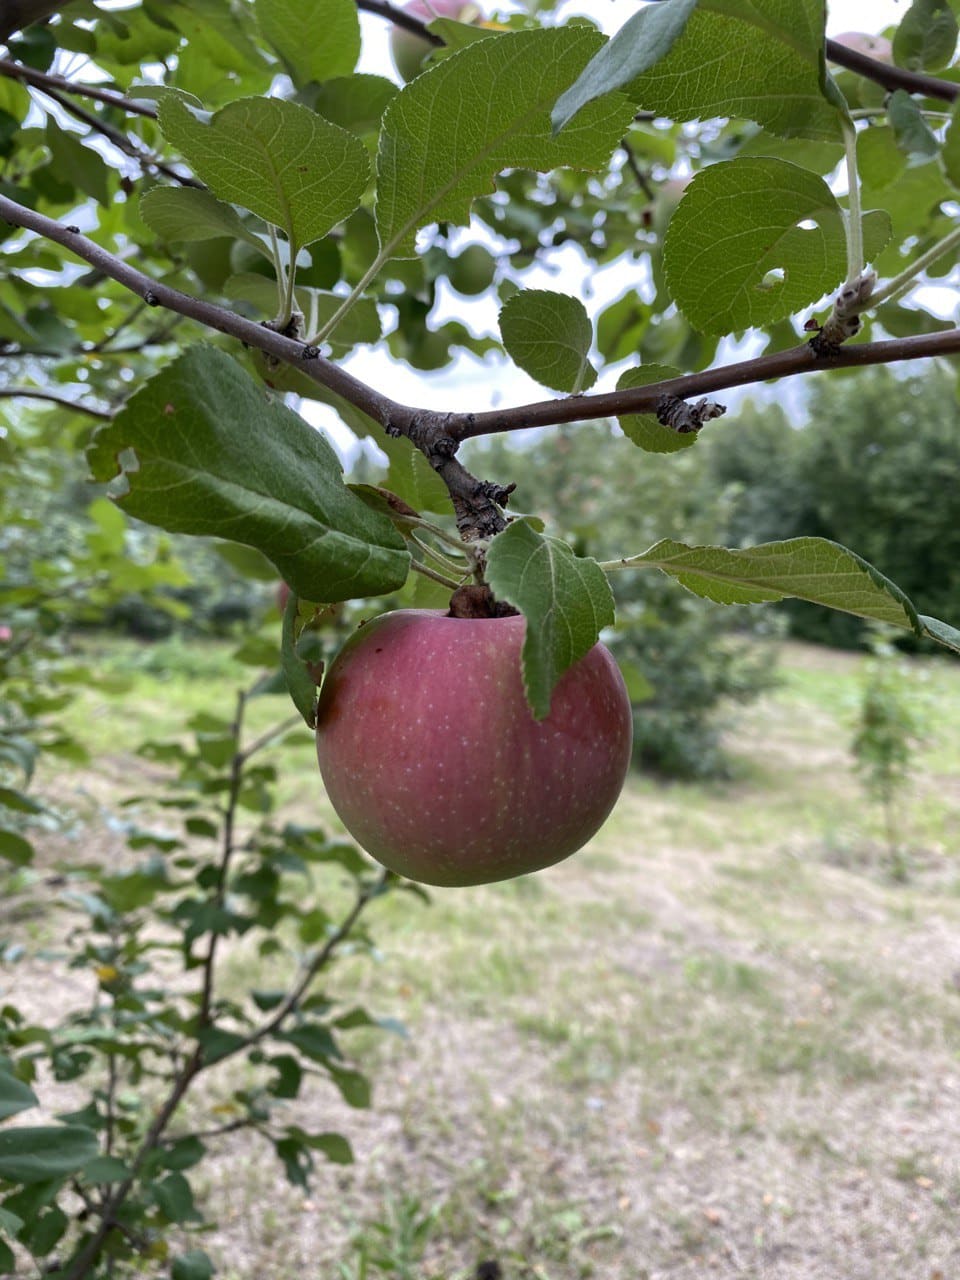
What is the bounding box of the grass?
[15,637,960,1278]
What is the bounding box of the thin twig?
[35,81,200,188]
[238,869,391,1055]
[237,715,301,765]
[621,139,655,200]
[198,691,246,1028]
[410,558,462,590]
[355,0,443,43]
[0,56,159,116]
[0,386,113,418]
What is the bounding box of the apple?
[448,243,496,296]
[314,610,632,886]
[832,31,893,63]
[389,0,484,83]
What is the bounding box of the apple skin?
[314,610,633,887]
[389,0,483,83]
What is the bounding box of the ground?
[6,639,960,1279]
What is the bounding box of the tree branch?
[451,329,960,437]
[0,386,113,419]
[4,193,960,486]
[0,57,159,117]
[0,59,201,187]
[236,869,391,1056]
[825,38,960,103]
[355,0,444,43]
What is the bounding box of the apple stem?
[411,530,471,577]
[410,559,462,589]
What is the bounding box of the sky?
[311,0,911,455]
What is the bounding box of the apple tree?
[2,0,960,1273]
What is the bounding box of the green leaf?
[325,1063,370,1109]
[282,1023,339,1062]
[0,787,43,815]
[140,186,269,253]
[45,120,111,206]
[0,1068,37,1121]
[622,538,934,638]
[86,346,409,603]
[664,158,892,334]
[858,126,907,192]
[552,0,698,132]
[0,829,33,867]
[888,89,940,163]
[616,364,696,454]
[172,1250,214,1280]
[498,290,597,394]
[21,1205,66,1257]
[154,1171,198,1223]
[893,0,958,71]
[376,27,634,259]
[161,1137,206,1171]
[157,94,369,249]
[918,613,960,654]
[285,1125,353,1164]
[562,0,845,142]
[485,521,616,720]
[214,541,277,581]
[0,1125,99,1183]
[255,0,360,85]
[81,1155,131,1183]
[309,75,398,138]
[281,591,319,728]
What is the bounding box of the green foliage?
[157,94,370,253]
[705,368,960,649]
[851,633,927,876]
[0,655,400,1274]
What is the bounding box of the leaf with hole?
[664,158,892,334]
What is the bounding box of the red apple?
[389,0,484,83]
[314,610,633,886]
[832,31,893,63]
